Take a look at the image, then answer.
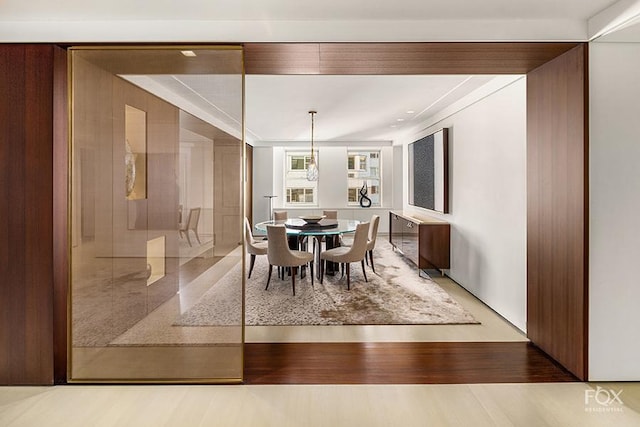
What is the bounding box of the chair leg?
[266,264,273,290]
[310,261,314,288]
[361,259,368,282]
[369,250,375,273]
[185,231,192,247]
[193,229,201,245]
[248,254,256,278]
[291,267,296,296]
[346,263,351,290]
[320,260,324,284]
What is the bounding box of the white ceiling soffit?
[589,0,640,40]
[595,15,640,40]
[0,0,621,42]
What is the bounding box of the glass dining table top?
[255,218,360,236]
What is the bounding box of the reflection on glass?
[70,47,244,382]
[146,236,165,286]
[125,105,147,200]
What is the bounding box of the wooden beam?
[244,42,579,75]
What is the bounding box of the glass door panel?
[69,47,244,382]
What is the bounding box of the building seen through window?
[285,151,318,205]
[347,151,380,205]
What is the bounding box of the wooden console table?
[389,211,450,272]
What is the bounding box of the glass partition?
[69,47,244,382]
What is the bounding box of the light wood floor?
[1,383,639,426]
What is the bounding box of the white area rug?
[174,241,478,326]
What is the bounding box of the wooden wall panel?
[53,46,69,384]
[245,144,253,226]
[244,42,579,75]
[527,44,588,380]
[244,43,320,74]
[0,45,58,385]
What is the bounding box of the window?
[286,188,315,203]
[347,150,381,206]
[285,151,318,205]
[290,155,314,170]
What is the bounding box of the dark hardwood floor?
[244,342,578,384]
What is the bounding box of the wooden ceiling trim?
[244,42,580,75]
[243,43,320,74]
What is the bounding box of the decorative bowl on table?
[299,215,325,224]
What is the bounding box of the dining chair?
[320,222,369,290]
[272,209,301,250]
[273,210,288,220]
[266,225,314,296]
[322,210,338,219]
[179,207,201,247]
[244,217,268,279]
[366,215,380,273]
[314,210,338,253]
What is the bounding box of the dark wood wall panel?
[52,46,69,384]
[244,43,320,74]
[0,45,59,385]
[245,143,253,225]
[244,42,579,75]
[527,44,588,380]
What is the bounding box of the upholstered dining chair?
[244,217,268,279]
[322,210,338,219]
[320,222,369,290]
[313,210,338,253]
[179,207,201,247]
[266,225,314,296]
[273,210,288,220]
[366,215,380,273]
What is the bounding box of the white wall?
[252,144,394,232]
[252,146,275,225]
[401,77,527,332]
[589,42,640,381]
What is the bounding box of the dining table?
[255,218,360,279]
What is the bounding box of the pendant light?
[306,110,319,181]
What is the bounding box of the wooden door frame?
[46,41,588,383]
[241,42,589,381]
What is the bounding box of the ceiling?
[11,1,639,144]
[0,0,616,21]
[123,73,500,145]
[244,75,496,144]
[0,0,633,42]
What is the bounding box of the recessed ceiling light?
[181,50,197,57]
[406,110,415,114]
[390,125,397,128]
[397,118,405,122]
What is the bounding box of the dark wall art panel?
[408,128,449,213]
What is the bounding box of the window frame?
[347,150,381,207]
[284,150,319,207]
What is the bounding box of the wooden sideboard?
[389,211,450,271]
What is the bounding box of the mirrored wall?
[70,47,244,382]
